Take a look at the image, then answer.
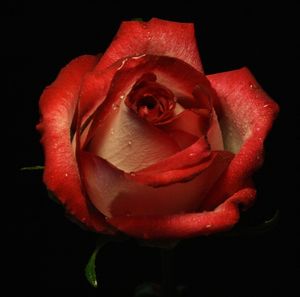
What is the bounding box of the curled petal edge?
[108,187,256,239]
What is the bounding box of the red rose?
[37,18,279,239]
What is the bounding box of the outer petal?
[94,18,203,73]
[108,187,256,239]
[80,151,232,218]
[201,68,279,210]
[77,58,125,123]
[37,55,113,233]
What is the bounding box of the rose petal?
[84,55,213,147]
[201,67,279,210]
[108,187,256,239]
[80,151,232,217]
[95,18,203,73]
[162,108,224,150]
[88,100,179,172]
[77,58,126,124]
[166,129,199,150]
[130,136,210,175]
[37,55,112,233]
[129,150,233,187]
[207,108,224,150]
[163,109,209,139]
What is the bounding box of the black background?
[7,1,299,296]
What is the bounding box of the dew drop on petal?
[129,172,136,177]
[249,83,259,89]
[189,152,196,157]
[128,140,132,146]
[110,129,115,135]
[147,31,151,41]
[206,224,212,228]
[112,103,119,110]
[263,104,270,108]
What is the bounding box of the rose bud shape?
[37,18,279,239]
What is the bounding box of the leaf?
[20,165,44,171]
[84,237,111,288]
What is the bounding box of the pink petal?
[207,108,224,150]
[163,108,224,150]
[94,18,203,73]
[84,55,213,148]
[130,137,210,176]
[129,150,233,187]
[88,100,179,172]
[77,58,125,123]
[80,151,232,218]
[37,55,113,233]
[108,187,256,239]
[201,68,279,210]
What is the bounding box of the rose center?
[138,96,157,110]
[125,73,176,124]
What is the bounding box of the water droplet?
[206,224,212,228]
[82,217,87,222]
[128,140,132,145]
[120,95,125,100]
[256,155,261,160]
[263,104,270,108]
[65,173,68,177]
[147,31,151,41]
[110,129,115,135]
[249,83,259,89]
[189,152,196,157]
[112,103,119,110]
[256,127,261,131]
[129,172,136,177]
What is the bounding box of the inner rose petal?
[88,99,179,172]
[125,73,176,124]
[84,55,225,174]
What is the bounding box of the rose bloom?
[37,18,278,239]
